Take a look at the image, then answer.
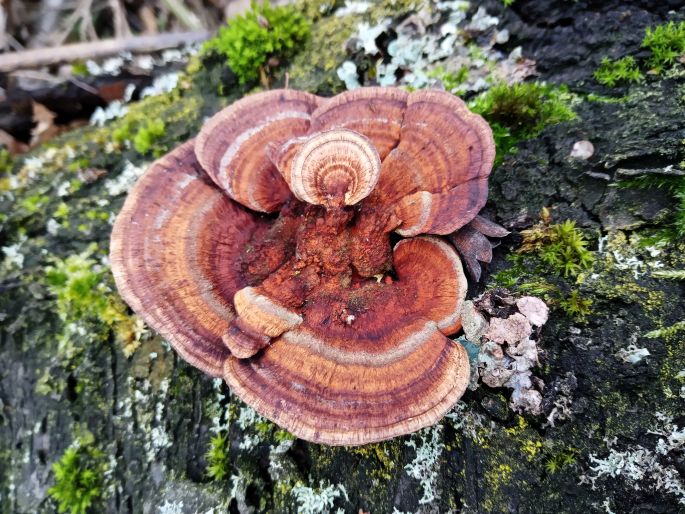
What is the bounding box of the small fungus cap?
[286,129,381,207]
[111,87,495,445]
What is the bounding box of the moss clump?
[544,449,578,474]
[470,82,575,164]
[205,0,310,86]
[0,147,12,191]
[48,445,107,514]
[428,65,469,94]
[491,211,595,321]
[594,56,644,87]
[558,290,593,320]
[206,432,230,481]
[113,118,167,157]
[132,119,166,156]
[642,20,685,73]
[45,244,142,360]
[518,218,594,277]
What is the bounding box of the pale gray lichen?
[2,240,26,270]
[104,161,146,196]
[90,84,135,126]
[404,424,444,505]
[140,72,181,99]
[581,413,685,505]
[229,471,254,514]
[335,0,371,16]
[615,345,651,364]
[337,1,535,93]
[157,500,185,514]
[291,481,348,514]
[336,61,361,90]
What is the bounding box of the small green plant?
[519,217,594,277]
[206,432,230,481]
[48,446,106,514]
[544,449,577,474]
[594,56,644,87]
[470,82,575,164]
[559,290,593,320]
[204,0,310,86]
[642,20,685,73]
[133,119,166,156]
[428,65,468,93]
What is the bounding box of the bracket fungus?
[111,87,499,445]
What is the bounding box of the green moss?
[594,56,644,87]
[70,61,90,77]
[100,88,204,161]
[287,13,355,93]
[114,118,167,157]
[204,0,310,86]
[206,432,231,481]
[586,92,629,103]
[544,449,578,474]
[642,20,685,73]
[48,445,107,514]
[558,290,593,320]
[427,65,469,94]
[645,320,685,339]
[349,440,401,481]
[519,219,594,278]
[44,244,142,360]
[652,269,685,279]
[0,147,13,190]
[19,193,49,214]
[470,82,576,164]
[132,119,166,156]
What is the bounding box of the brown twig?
[0,31,210,72]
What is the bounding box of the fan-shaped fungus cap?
[224,237,470,445]
[285,129,381,207]
[110,140,263,376]
[111,87,496,445]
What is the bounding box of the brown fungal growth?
[111,87,497,445]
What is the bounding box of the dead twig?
[0,31,210,72]
[160,0,204,31]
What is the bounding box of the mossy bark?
[1,1,684,513]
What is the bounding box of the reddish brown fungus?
[111,87,499,445]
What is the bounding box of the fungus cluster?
[111,87,497,445]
